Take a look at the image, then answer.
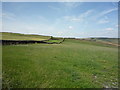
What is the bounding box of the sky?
[2,2,118,38]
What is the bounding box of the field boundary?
[0,38,65,45]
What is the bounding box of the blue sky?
[2,2,118,38]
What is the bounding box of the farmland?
[2,32,118,88]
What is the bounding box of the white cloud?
[63,9,93,23]
[98,19,109,24]
[71,18,81,22]
[115,25,118,27]
[57,31,64,36]
[115,24,120,27]
[62,2,81,8]
[96,8,118,18]
[80,10,93,17]
[2,12,16,21]
[2,12,16,20]
[59,2,83,15]
[68,26,73,30]
[37,16,49,23]
[64,16,82,22]
[105,28,114,31]
[98,16,110,24]
[48,6,61,11]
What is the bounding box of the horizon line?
[0,31,119,39]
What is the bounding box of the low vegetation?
[1,32,51,41]
[2,33,118,88]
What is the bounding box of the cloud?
[68,26,73,30]
[63,9,93,23]
[2,12,16,21]
[96,8,118,18]
[71,18,81,22]
[64,16,82,22]
[80,10,94,17]
[60,2,83,14]
[62,2,81,8]
[105,28,114,31]
[115,25,118,27]
[57,31,64,36]
[115,24,120,27]
[48,6,61,11]
[98,19,109,24]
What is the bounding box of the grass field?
[1,32,50,41]
[2,38,118,88]
[45,39,63,43]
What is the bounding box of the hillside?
[94,38,118,44]
[0,32,119,46]
[0,32,51,41]
[79,38,119,46]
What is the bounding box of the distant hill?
[78,37,119,46]
[87,38,118,44]
[0,32,51,41]
[95,38,118,44]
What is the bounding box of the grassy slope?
[95,38,118,44]
[1,32,50,41]
[2,39,118,88]
[83,38,118,44]
[45,40,63,43]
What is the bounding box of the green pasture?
[2,39,118,88]
[1,32,50,41]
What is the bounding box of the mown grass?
[1,32,50,41]
[2,39,118,88]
